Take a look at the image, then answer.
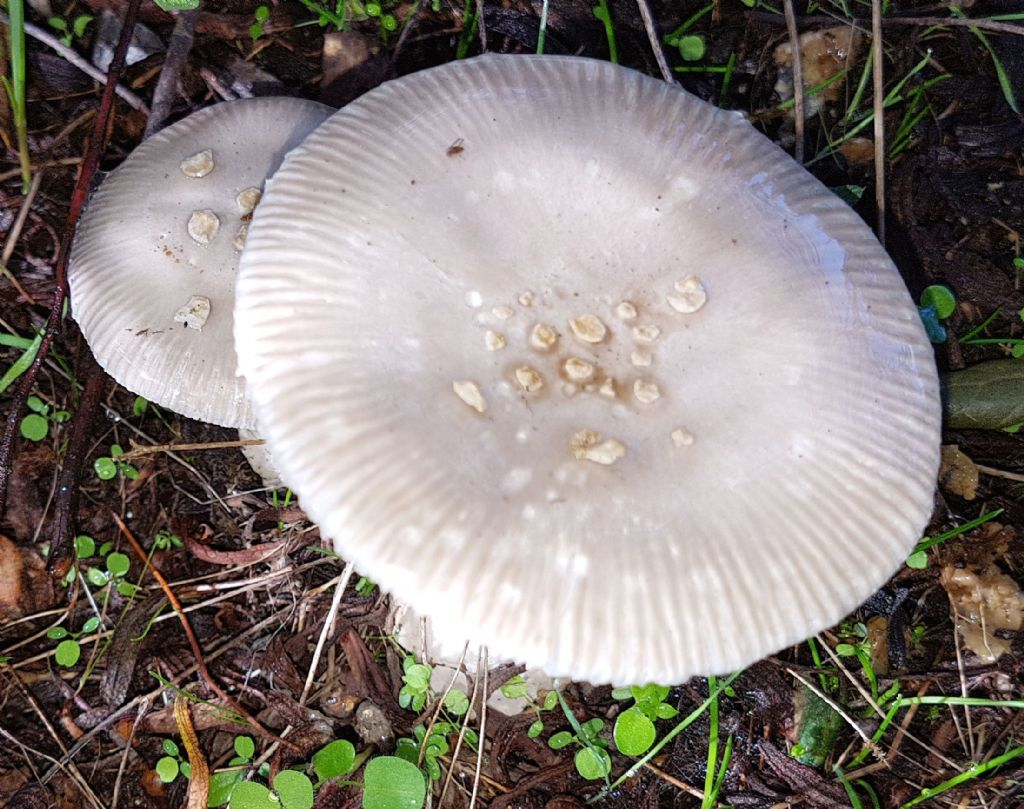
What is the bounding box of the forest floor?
[1,0,1023,806]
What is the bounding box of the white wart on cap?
[69,97,332,429]
[235,55,941,685]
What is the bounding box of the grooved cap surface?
[69,97,333,428]
[235,56,941,685]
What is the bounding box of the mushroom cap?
[69,97,333,429]
[234,55,941,685]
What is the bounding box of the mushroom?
[234,55,941,685]
[68,96,333,429]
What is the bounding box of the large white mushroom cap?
[69,97,333,429]
[235,55,941,685]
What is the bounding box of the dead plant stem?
[783,0,805,163]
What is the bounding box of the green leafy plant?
[678,34,705,62]
[19,395,69,441]
[47,614,101,667]
[354,575,377,597]
[591,0,618,63]
[499,674,558,738]
[549,694,611,781]
[94,443,139,481]
[396,720,477,783]
[364,1,397,34]
[398,654,433,712]
[699,675,734,809]
[46,13,93,46]
[611,683,678,757]
[906,508,1003,569]
[250,5,270,39]
[835,623,898,708]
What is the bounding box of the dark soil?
[1,0,1022,807]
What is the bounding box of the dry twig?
[783,0,805,163]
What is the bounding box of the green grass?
[1,0,31,192]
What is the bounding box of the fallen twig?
[0,10,148,112]
[871,0,885,245]
[145,9,199,137]
[783,0,805,163]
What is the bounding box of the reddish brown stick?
[0,0,144,515]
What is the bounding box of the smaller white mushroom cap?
[69,97,333,428]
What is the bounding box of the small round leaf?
[94,457,117,480]
[75,534,96,558]
[155,756,179,783]
[20,414,49,442]
[920,285,956,319]
[403,663,431,690]
[574,746,612,780]
[273,770,314,809]
[208,770,244,807]
[363,756,426,809]
[235,735,256,760]
[55,639,81,667]
[678,35,705,61]
[613,707,656,756]
[229,781,277,809]
[106,552,131,576]
[163,738,180,756]
[500,676,528,700]
[444,689,470,716]
[312,739,355,780]
[548,731,574,750]
[86,566,109,586]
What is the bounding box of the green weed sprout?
[47,614,101,667]
[250,5,270,39]
[94,443,140,481]
[611,683,678,757]
[19,395,69,441]
[46,13,93,46]
[499,674,558,737]
[550,692,611,781]
[398,654,433,712]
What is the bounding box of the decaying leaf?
[941,560,1024,663]
[0,534,56,619]
[774,27,864,118]
[939,445,979,500]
